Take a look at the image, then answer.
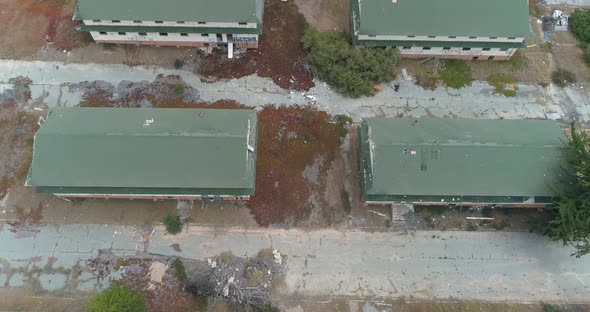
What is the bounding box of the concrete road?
[1,223,589,302]
[0,60,589,125]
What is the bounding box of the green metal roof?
[351,0,530,38]
[80,24,262,35]
[27,108,257,196]
[360,118,566,202]
[74,0,264,24]
[353,39,525,49]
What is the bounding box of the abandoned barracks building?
[26,108,258,200]
[360,118,566,207]
[350,0,530,60]
[73,0,263,54]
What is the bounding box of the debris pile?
[185,249,284,310]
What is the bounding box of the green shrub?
[583,46,590,66]
[541,42,553,53]
[174,59,184,69]
[570,9,590,43]
[302,29,398,98]
[551,68,576,87]
[173,258,188,284]
[88,284,147,312]
[440,60,473,89]
[173,83,185,96]
[163,215,183,234]
[542,303,566,312]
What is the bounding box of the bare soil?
[0,110,40,196]
[197,0,315,91]
[295,0,350,32]
[414,206,554,232]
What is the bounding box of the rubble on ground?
[185,249,284,310]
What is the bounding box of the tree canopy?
[302,29,398,98]
[545,123,590,257]
[570,9,590,43]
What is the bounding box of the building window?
[238,22,247,25]
[155,21,163,24]
[500,48,508,51]
[138,32,147,36]
[448,36,456,38]
[177,21,185,24]
[112,20,121,23]
[482,47,491,51]
[489,36,497,39]
[118,32,126,35]
[423,47,431,50]
[402,46,411,49]
[159,32,168,36]
[462,47,471,51]
[508,37,516,39]
[133,20,142,24]
[443,47,451,50]
[92,20,101,23]
[468,36,476,39]
[180,33,188,36]
[198,21,206,25]
[201,33,209,37]
[427,35,435,38]
[408,35,415,38]
[99,31,107,35]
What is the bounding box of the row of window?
[99,31,212,37]
[368,35,517,40]
[401,46,510,51]
[92,20,248,25]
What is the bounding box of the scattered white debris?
[211,260,217,268]
[367,210,387,218]
[545,113,562,120]
[272,249,283,265]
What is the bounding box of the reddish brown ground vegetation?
[198,0,314,91]
[248,106,346,226]
[0,111,39,196]
[8,205,44,237]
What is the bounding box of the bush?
[439,60,473,89]
[570,9,590,43]
[551,68,576,87]
[583,46,590,66]
[173,83,185,96]
[88,284,147,312]
[173,258,187,284]
[174,59,184,69]
[542,303,566,312]
[163,215,183,234]
[302,29,398,98]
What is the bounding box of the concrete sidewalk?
[0,59,588,124]
[1,223,589,302]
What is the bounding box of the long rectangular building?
[351,0,530,60]
[27,108,258,200]
[360,118,566,207]
[74,0,264,49]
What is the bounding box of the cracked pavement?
[0,223,589,302]
[0,60,589,126]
